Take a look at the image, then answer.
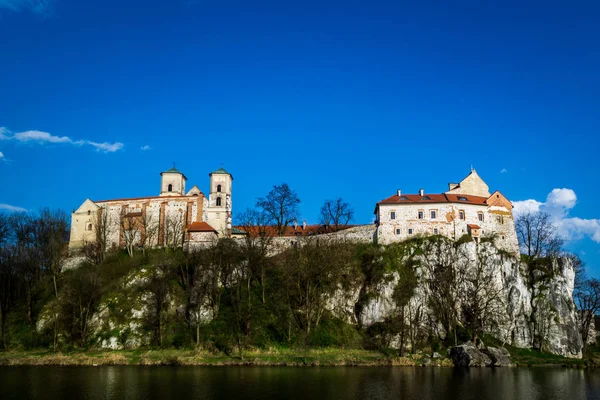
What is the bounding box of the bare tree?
[319,198,354,232]
[256,183,300,236]
[516,212,564,259]
[35,209,69,298]
[575,277,600,354]
[139,210,159,255]
[421,238,462,346]
[237,208,273,303]
[457,244,507,343]
[280,240,361,336]
[84,209,110,265]
[120,213,140,258]
[59,265,102,348]
[164,212,185,250]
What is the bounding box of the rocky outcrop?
[450,342,492,367]
[450,343,512,367]
[355,240,583,358]
[481,346,512,367]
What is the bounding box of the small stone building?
[374,169,519,254]
[69,167,233,251]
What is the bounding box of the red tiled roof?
[187,222,217,233]
[467,224,481,229]
[377,193,489,206]
[233,224,357,237]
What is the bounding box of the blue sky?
[1,0,599,273]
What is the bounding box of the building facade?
[68,167,233,251]
[374,169,519,254]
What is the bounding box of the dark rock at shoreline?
[482,346,512,367]
[449,342,492,367]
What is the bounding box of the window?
[395,228,401,235]
[168,184,173,192]
[418,211,424,219]
[496,215,503,224]
[478,212,484,222]
[433,228,439,235]
[458,196,468,201]
[87,210,91,215]
[459,210,465,220]
[501,235,505,240]
[399,196,409,201]
[216,197,222,206]
[217,184,222,193]
[87,223,93,231]
[430,210,437,219]
[421,196,431,200]
[408,228,413,235]
[390,211,396,220]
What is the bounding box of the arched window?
[168,184,173,192]
[216,197,222,206]
[217,184,222,193]
[87,223,93,231]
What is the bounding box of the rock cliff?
[352,240,582,358]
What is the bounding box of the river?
[1,366,600,399]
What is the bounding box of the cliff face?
[50,236,582,358]
[353,241,582,358]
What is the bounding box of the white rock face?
[354,241,583,358]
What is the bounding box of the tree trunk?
[196,319,201,349]
[53,274,58,299]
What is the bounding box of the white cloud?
[514,188,600,244]
[141,145,151,151]
[88,141,124,153]
[513,199,543,216]
[545,188,577,213]
[13,130,72,144]
[500,168,507,173]
[0,203,27,213]
[0,151,4,159]
[0,127,9,140]
[0,0,53,14]
[0,127,124,153]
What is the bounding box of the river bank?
[0,348,441,367]
[0,347,593,367]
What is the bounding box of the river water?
[1,366,600,399]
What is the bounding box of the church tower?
[206,167,233,236]
[160,167,187,196]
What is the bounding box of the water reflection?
[1,366,600,400]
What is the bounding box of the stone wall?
[376,202,519,254]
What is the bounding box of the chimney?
[397,189,402,196]
[302,220,307,230]
[294,220,298,230]
[419,188,424,197]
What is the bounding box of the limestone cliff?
[351,240,582,358]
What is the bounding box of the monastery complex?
[374,169,519,254]
[69,167,519,255]
[69,167,232,251]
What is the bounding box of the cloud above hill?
[514,188,600,244]
[0,127,124,153]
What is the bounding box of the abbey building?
[374,169,520,254]
[68,167,233,251]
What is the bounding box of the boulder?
[482,346,512,367]
[449,342,492,367]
